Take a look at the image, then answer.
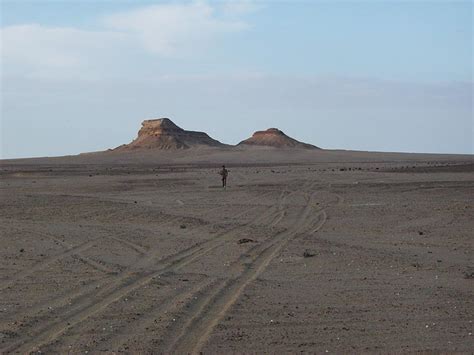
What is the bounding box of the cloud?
[1,24,130,79]
[0,2,251,79]
[103,2,249,56]
[219,0,263,16]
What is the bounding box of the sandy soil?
[0,150,473,353]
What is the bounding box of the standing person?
[220,165,229,188]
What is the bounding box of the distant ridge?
[114,118,226,150]
[238,128,319,149]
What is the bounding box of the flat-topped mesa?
[115,118,225,150]
[238,128,319,149]
[140,117,182,131]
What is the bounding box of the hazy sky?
[1,0,473,158]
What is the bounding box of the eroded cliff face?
[115,118,225,150]
[238,128,319,149]
[113,118,319,151]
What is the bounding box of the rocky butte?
[114,118,226,150]
[112,118,319,151]
[238,128,319,149]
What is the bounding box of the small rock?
[180,224,187,229]
[464,271,474,279]
[238,238,254,244]
[303,250,316,258]
[19,249,24,253]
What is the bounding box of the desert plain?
[0,148,473,353]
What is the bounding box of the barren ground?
[1,151,473,353]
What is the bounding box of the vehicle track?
[95,277,218,351]
[0,190,274,326]
[0,238,97,292]
[0,189,285,353]
[0,189,273,314]
[146,186,308,352]
[0,276,109,331]
[88,188,296,351]
[167,189,329,354]
[0,224,148,292]
[9,188,274,270]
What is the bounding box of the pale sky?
[1,0,473,158]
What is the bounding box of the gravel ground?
[0,151,473,353]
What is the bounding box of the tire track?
[166,190,328,354]
[0,189,284,353]
[1,186,260,293]
[46,231,118,274]
[103,234,149,255]
[0,239,97,292]
[0,276,109,330]
[89,188,295,352]
[158,193,305,348]
[96,277,217,352]
[0,224,145,292]
[8,188,275,271]
[0,190,274,330]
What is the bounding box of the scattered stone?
[0,330,18,339]
[418,231,424,235]
[303,250,316,258]
[19,248,24,253]
[238,238,255,244]
[180,224,187,229]
[464,271,474,279]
